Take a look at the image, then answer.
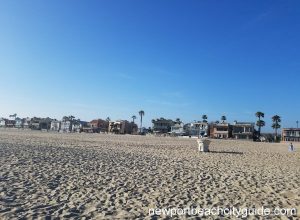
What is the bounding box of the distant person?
[289,143,294,152]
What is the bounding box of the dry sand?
[0,129,299,219]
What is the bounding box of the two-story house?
[210,123,231,139]
[60,120,72,132]
[50,120,61,132]
[282,128,300,142]
[0,118,7,127]
[184,122,209,137]
[15,117,23,128]
[232,121,255,140]
[108,120,136,134]
[152,118,175,134]
[170,123,185,136]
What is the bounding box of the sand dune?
[0,130,299,219]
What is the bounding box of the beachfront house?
[281,128,300,142]
[131,123,139,134]
[170,123,185,136]
[86,119,109,133]
[60,120,72,132]
[210,122,231,139]
[30,117,42,130]
[39,118,52,130]
[50,120,61,132]
[184,122,209,137]
[108,120,135,134]
[23,118,31,129]
[72,121,88,133]
[232,121,255,140]
[6,114,16,128]
[6,119,16,128]
[15,117,23,128]
[152,118,175,134]
[0,118,7,127]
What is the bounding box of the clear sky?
[0,0,299,131]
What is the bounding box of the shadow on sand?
[208,151,243,155]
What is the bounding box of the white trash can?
[197,138,211,152]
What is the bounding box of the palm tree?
[297,120,299,128]
[106,117,111,122]
[132,115,136,123]
[255,112,265,137]
[272,115,281,142]
[202,115,208,123]
[139,110,145,133]
[221,116,227,123]
[215,120,220,124]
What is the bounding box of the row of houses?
[153,118,300,142]
[0,117,138,134]
[152,118,255,140]
[1,115,299,142]
[0,117,51,130]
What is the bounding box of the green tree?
[139,110,145,133]
[255,112,265,137]
[272,115,281,142]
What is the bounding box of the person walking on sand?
[289,143,294,152]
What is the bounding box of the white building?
[72,121,88,132]
[0,118,7,127]
[170,123,185,136]
[60,121,72,132]
[184,122,208,137]
[50,120,61,132]
[23,118,31,129]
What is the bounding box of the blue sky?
[0,0,299,131]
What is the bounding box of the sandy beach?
[0,129,299,219]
